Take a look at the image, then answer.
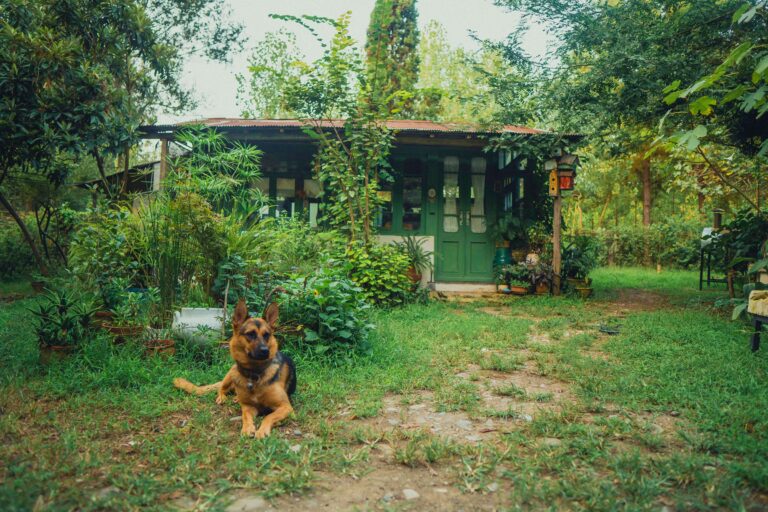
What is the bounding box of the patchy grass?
[1,267,767,511]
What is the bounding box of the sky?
[162,0,553,123]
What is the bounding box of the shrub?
[562,235,601,279]
[344,241,412,307]
[278,267,373,358]
[0,218,36,279]
[247,217,345,276]
[588,219,702,269]
[30,289,98,347]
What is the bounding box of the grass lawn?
[1,268,767,511]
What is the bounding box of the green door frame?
[434,151,496,282]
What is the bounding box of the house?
[141,118,561,291]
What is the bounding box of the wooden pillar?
[157,139,169,190]
[552,194,562,296]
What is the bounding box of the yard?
[2,267,766,511]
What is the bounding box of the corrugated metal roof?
[144,118,550,136]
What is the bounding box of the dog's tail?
[173,378,221,395]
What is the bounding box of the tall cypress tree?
[365,0,420,116]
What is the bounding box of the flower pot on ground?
[576,286,593,299]
[104,323,145,342]
[562,235,600,290]
[535,281,550,295]
[94,310,114,328]
[406,265,422,284]
[30,289,97,365]
[145,338,176,357]
[106,289,156,343]
[396,236,433,286]
[509,282,529,296]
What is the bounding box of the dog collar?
[237,357,280,391]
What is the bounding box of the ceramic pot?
[576,287,593,299]
[535,282,550,295]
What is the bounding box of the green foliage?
[345,242,413,307]
[244,217,346,276]
[365,0,420,116]
[562,235,600,280]
[279,267,373,358]
[168,127,265,216]
[30,288,97,347]
[663,1,768,158]
[710,207,768,272]
[0,218,35,279]
[590,221,702,269]
[236,29,304,119]
[277,12,396,243]
[394,235,433,274]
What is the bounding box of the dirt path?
[184,296,686,512]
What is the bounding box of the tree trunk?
[640,157,652,227]
[639,156,652,266]
[0,190,48,276]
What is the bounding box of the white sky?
[160,0,552,123]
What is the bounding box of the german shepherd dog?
[173,299,296,438]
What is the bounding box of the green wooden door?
[435,155,494,282]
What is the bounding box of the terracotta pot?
[94,311,114,328]
[406,266,422,285]
[39,344,76,365]
[566,277,589,288]
[31,280,45,293]
[535,282,550,295]
[145,339,175,356]
[575,287,593,299]
[510,285,529,296]
[103,323,144,343]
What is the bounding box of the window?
[275,178,296,218]
[443,156,460,233]
[303,179,323,227]
[376,180,394,231]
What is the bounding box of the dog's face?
[230,299,279,364]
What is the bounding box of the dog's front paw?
[215,394,226,405]
[255,426,271,439]
[241,424,257,437]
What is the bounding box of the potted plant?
[30,289,97,365]
[104,289,156,342]
[396,236,434,284]
[144,327,176,357]
[95,276,130,327]
[562,235,600,291]
[493,214,533,263]
[526,221,552,257]
[496,263,531,295]
[530,262,553,295]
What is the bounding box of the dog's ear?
[232,298,249,332]
[263,302,279,329]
